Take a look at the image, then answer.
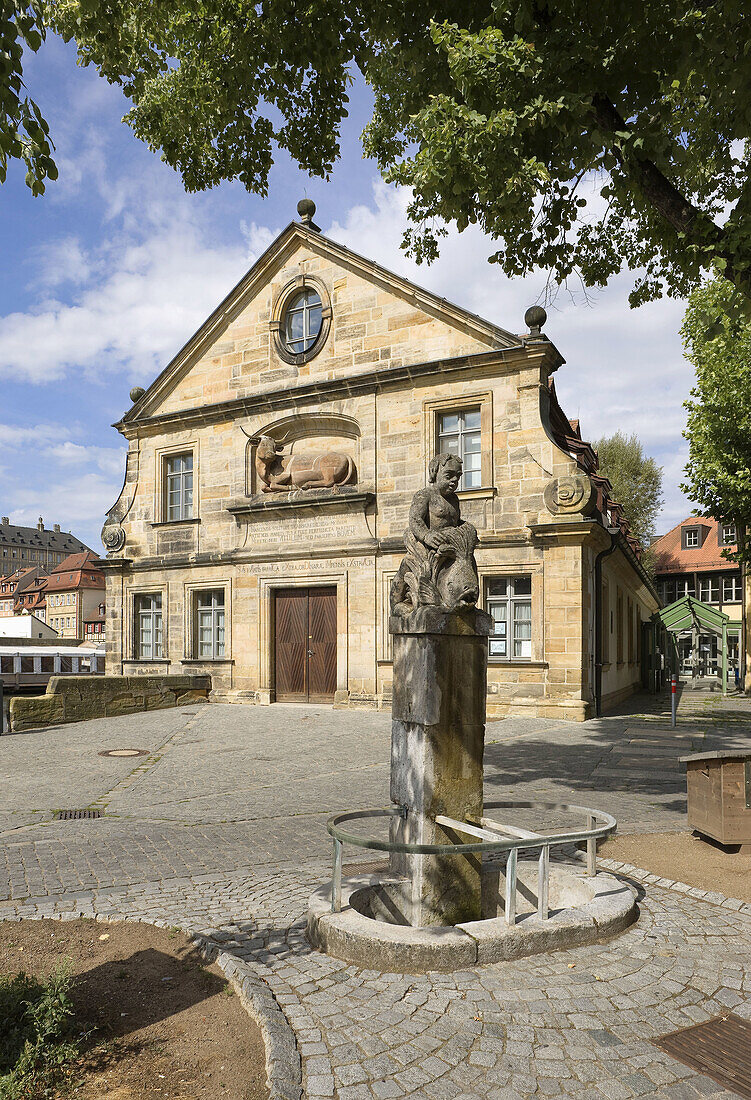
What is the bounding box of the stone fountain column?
[389,606,492,927]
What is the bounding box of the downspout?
[594,527,619,718]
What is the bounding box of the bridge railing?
[0,651,105,685]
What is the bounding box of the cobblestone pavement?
[2,692,751,1098]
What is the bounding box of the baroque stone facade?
[102,208,658,720]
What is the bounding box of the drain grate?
[654,1014,751,1098]
[54,809,103,820]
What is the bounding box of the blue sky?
[1,34,695,552]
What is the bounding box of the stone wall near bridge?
[8,674,211,732]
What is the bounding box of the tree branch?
[591,92,743,288]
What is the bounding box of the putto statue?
[390,453,480,617]
[249,434,356,493]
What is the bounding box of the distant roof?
[0,519,90,555]
[45,551,105,593]
[652,516,738,575]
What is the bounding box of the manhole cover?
[54,809,103,820]
[98,748,149,758]
[654,1013,751,1098]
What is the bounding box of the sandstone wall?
[9,674,210,732]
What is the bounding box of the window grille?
[195,589,225,659]
[698,576,719,603]
[136,593,163,659]
[437,408,482,489]
[723,574,742,602]
[485,577,532,659]
[165,453,194,521]
[284,289,322,354]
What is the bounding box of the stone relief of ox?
[390,523,480,616]
[246,432,356,493]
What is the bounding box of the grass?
[0,965,81,1099]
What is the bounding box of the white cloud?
[10,472,121,547]
[47,441,127,478]
[0,423,64,447]
[30,236,93,290]
[0,206,250,385]
[0,424,127,550]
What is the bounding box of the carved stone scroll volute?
[543,473,596,516]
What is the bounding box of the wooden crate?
[681,751,751,846]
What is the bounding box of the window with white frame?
[659,578,695,604]
[164,453,194,521]
[135,593,163,659]
[437,408,482,490]
[195,589,225,659]
[723,574,742,602]
[485,577,532,659]
[283,288,323,354]
[698,576,720,603]
[683,527,700,548]
[721,523,737,545]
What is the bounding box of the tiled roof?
[0,520,90,554]
[652,517,738,575]
[45,551,105,593]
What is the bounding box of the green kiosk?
[654,595,741,693]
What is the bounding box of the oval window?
[283,288,323,354]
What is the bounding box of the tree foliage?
[682,278,751,563]
[6,1,751,306]
[593,432,663,557]
[1,2,56,193]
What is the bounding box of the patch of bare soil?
[0,919,268,1099]
[600,831,751,903]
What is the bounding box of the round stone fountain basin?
[307,861,637,972]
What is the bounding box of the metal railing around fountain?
[327,800,618,925]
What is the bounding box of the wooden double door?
[274,587,338,703]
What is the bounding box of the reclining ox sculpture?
[248,433,356,493]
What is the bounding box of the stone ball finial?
[297,198,316,222]
[130,386,146,404]
[524,304,547,336]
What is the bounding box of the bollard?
[671,673,677,729]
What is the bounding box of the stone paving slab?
[1,694,751,1098]
[2,860,749,1099]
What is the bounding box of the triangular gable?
[120,220,522,426]
[657,594,728,634]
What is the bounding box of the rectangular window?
[485,577,532,659]
[683,527,700,548]
[195,589,225,659]
[663,579,691,603]
[721,523,737,545]
[437,408,482,490]
[164,453,194,521]
[698,576,719,603]
[723,574,742,602]
[136,593,163,659]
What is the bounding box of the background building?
[12,568,49,621]
[101,206,658,719]
[0,614,58,640]
[45,552,106,640]
[83,603,107,646]
[0,517,91,573]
